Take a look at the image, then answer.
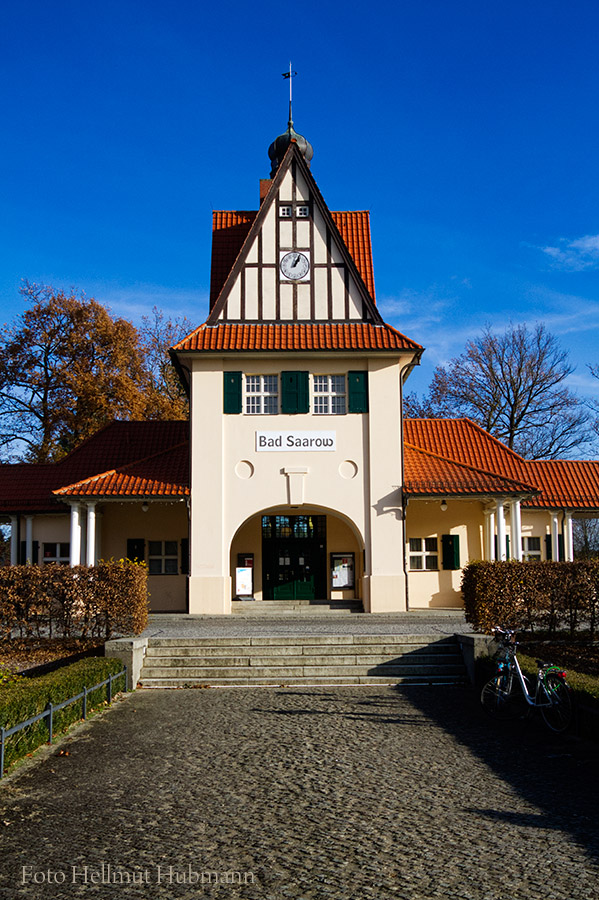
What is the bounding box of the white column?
[564,512,574,562]
[70,503,81,566]
[511,500,522,561]
[10,515,18,565]
[496,500,507,561]
[86,503,96,566]
[25,515,33,565]
[484,509,496,561]
[550,512,560,561]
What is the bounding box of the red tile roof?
[404,418,527,483]
[210,211,256,309]
[54,442,189,498]
[404,443,536,496]
[0,421,188,513]
[209,209,376,309]
[404,418,599,510]
[173,321,422,353]
[523,460,599,510]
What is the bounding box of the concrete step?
[139,674,465,687]
[138,633,468,687]
[144,642,459,659]
[144,653,463,669]
[146,634,457,648]
[231,600,363,614]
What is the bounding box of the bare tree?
[407,323,591,459]
[573,518,599,559]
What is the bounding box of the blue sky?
[2,0,599,404]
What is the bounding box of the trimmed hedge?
[0,559,149,641]
[462,560,599,635]
[0,657,126,774]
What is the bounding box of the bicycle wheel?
[540,673,573,733]
[481,673,531,721]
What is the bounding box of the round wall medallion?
[235,460,254,480]
[339,460,358,480]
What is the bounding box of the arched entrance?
[230,507,363,603]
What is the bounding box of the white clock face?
[280,251,310,281]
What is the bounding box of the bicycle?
[481,627,573,733]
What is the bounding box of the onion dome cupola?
[268,116,314,177]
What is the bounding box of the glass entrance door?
[262,515,326,601]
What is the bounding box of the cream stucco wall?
[406,498,485,608]
[188,351,413,614]
[101,502,188,612]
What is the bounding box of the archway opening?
[230,507,363,603]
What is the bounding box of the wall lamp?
[440,499,448,512]
[142,502,149,513]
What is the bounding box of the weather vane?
[282,62,297,126]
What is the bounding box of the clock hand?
[291,254,300,268]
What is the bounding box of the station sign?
[255,431,336,451]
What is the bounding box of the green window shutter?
[506,535,510,559]
[348,371,369,413]
[545,534,552,561]
[441,534,460,570]
[558,534,564,562]
[223,372,242,414]
[281,371,309,414]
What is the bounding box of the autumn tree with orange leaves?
[0,283,191,462]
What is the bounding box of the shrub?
[462,560,599,636]
[0,560,148,642]
[0,657,126,774]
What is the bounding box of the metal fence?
[0,666,127,779]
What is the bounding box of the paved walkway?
[142,610,472,639]
[1,684,598,899]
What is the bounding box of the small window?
[409,537,439,571]
[522,536,542,561]
[279,206,292,217]
[296,205,310,217]
[148,541,179,575]
[245,375,278,414]
[42,542,70,564]
[313,375,346,415]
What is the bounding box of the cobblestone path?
[1,686,597,900]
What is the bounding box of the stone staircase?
[138,634,468,687]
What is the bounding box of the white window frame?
[522,535,542,561]
[279,206,292,217]
[42,542,70,564]
[148,540,179,575]
[245,375,279,415]
[296,205,310,218]
[408,537,439,571]
[313,375,346,415]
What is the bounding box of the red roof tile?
[404,443,536,496]
[523,460,599,510]
[209,210,376,308]
[0,421,188,513]
[54,442,190,498]
[405,418,599,510]
[404,418,527,483]
[173,322,422,353]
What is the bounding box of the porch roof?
[403,443,537,498]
